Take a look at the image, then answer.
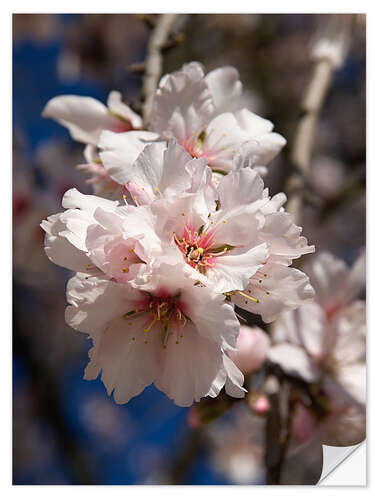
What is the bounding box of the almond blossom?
[149,169,269,295]
[41,187,162,281]
[268,251,366,446]
[102,138,214,206]
[148,62,287,174]
[42,90,153,199]
[65,264,244,406]
[207,406,265,484]
[123,150,314,317]
[229,195,315,322]
[42,90,142,146]
[40,181,246,406]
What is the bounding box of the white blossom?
[66,264,243,407]
[268,251,366,446]
[42,90,142,146]
[148,62,286,174]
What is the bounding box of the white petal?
[207,366,227,398]
[185,284,240,350]
[62,187,119,211]
[203,110,286,172]
[268,344,320,382]
[127,140,196,204]
[331,301,366,365]
[323,363,366,409]
[217,168,265,212]
[155,322,223,406]
[281,303,328,360]
[42,95,119,145]
[41,215,91,272]
[99,130,162,185]
[205,66,243,114]
[92,314,163,405]
[210,207,264,248]
[150,192,212,244]
[222,352,246,398]
[304,252,349,309]
[65,274,140,336]
[206,243,268,293]
[149,62,214,141]
[307,251,365,313]
[107,90,143,129]
[260,212,315,262]
[233,263,315,323]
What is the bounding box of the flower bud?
[230,326,270,375]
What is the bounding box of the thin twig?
[263,374,292,484]
[285,16,354,224]
[141,13,179,125]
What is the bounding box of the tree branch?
[141,13,179,125]
[264,374,292,484]
[285,15,354,224]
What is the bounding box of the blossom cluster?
[41,62,315,407]
[228,251,365,447]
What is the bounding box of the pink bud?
[230,326,270,374]
[249,392,270,415]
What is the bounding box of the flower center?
[174,224,232,274]
[124,291,189,347]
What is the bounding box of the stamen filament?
[236,290,259,303]
[144,315,158,333]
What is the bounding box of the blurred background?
[13,13,365,485]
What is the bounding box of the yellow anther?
[122,268,129,273]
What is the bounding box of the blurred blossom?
[207,406,264,484]
[268,251,366,446]
[308,155,345,200]
[229,326,270,375]
[79,394,134,451]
